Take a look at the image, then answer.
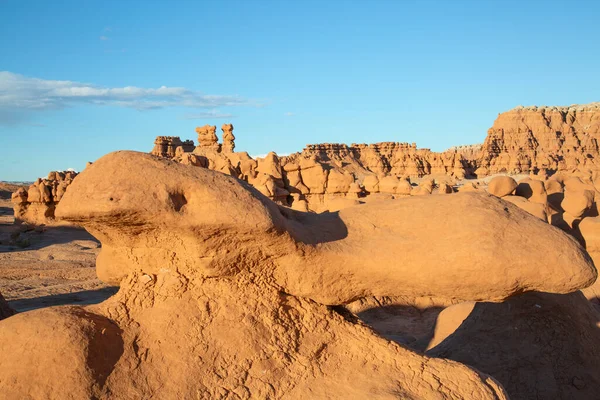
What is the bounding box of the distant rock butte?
[477,103,600,175]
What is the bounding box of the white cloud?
[0,72,257,121]
[181,111,234,119]
[100,36,109,41]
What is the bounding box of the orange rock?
[478,104,600,175]
[515,178,547,204]
[502,195,547,221]
[561,189,594,218]
[487,176,518,197]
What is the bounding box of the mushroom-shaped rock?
[487,176,517,197]
[561,189,594,218]
[57,151,597,305]
[16,150,600,399]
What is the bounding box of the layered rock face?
[3,151,598,399]
[477,103,600,175]
[296,142,473,178]
[11,170,78,225]
[151,126,477,212]
[446,144,482,161]
[150,136,194,158]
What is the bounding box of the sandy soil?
[0,196,116,312]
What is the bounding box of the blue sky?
[1,0,599,181]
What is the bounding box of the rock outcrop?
[148,126,478,211]
[150,136,194,158]
[11,170,78,225]
[221,123,235,153]
[487,176,517,197]
[477,103,600,175]
[56,152,596,303]
[446,144,482,161]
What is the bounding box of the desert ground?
[0,187,116,312]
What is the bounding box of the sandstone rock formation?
[477,103,600,175]
[487,176,517,197]
[11,170,78,225]
[446,144,482,161]
[150,136,194,158]
[147,127,478,211]
[3,150,597,398]
[0,151,523,399]
[515,178,547,204]
[221,123,235,153]
[55,152,596,303]
[195,124,219,151]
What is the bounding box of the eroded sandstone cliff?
[477,103,600,175]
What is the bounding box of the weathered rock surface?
[487,176,517,197]
[11,170,78,225]
[477,103,600,175]
[56,152,596,304]
[515,178,547,204]
[150,136,194,158]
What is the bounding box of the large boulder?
[516,178,547,204]
[561,189,594,218]
[487,176,518,197]
[56,151,596,304]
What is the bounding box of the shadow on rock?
[426,291,600,400]
[8,287,119,313]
